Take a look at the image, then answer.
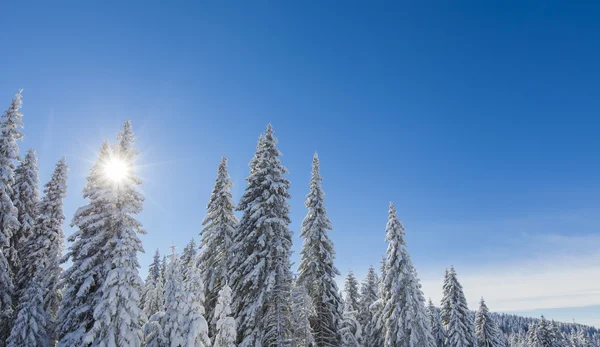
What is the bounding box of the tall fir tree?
[230,124,294,347]
[199,157,237,335]
[87,121,146,346]
[0,90,24,341]
[358,265,378,329]
[381,202,434,347]
[213,284,237,347]
[16,157,68,340]
[366,255,387,347]
[290,279,315,347]
[160,255,168,285]
[441,266,478,347]
[476,297,503,347]
[11,148,40,297]
[297,152,343,346]
[6,273,48,347]
[58,122,145,346]
[56,140,113,346]
[427,299,445,347]
[344,271,361,313]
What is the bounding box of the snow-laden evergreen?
[290,280,315,347]
[181,238,198,271]
[58,121,145,346]
[476,297,503,347]
[199,157,237,335]
[297,152,343,346]
[162,249,188,345]
[427,299,445,347]
[141,250,164,319]
[0,90,24,341]
[56,141,113,346]
[381,202,434,347]
[15,157,68,339]
[230,124,293,347]
[358,265,378,329]
[87,121,146,346]
[183,255,211,346]
[213,284,237,347]
[11,148,40,298]
[6,273,48,347]
[344,271,361,313]
[441,266,478,347]
[340,300,363,347]
[366,256,387,347]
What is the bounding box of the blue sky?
[1,1,599,326]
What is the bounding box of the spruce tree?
[183,255,211,346]
[230,124,293,347]
[291,279,315,347]
[16,157,68,340]
[87,121,146,346]
[344,270,361,313]
[0,90,24,341]
[427,299,445,347]
[476,297,502,347]
[340,300,363,347]
[163,248,187,345]
[11,148,40,297]
[213,284,237,347]
[441,266,477,347]
[381,202,434,347]
[56,141,113,346]
[358,265,378,329]
[297,152,343,346]
[181,238,198,270]
[6,273,47,347]
[160,255,168,285]
[199,157,237,334]
[141,249,163,318]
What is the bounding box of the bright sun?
[103,157,128,182]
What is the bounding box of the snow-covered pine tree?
[6,273,47,347]
[381,202,434,347]
[476,297,503,347]
[290,279,315,347]
[0,90,24,341]
[183,255,211,346]
[181,238,198,270]
[366,255,387,347]
[213,284,237,347]
[56,141,113,346]
[142,311,166,347]
[344,271,361,313]
[162,247,189,346]
[11,148,40,298]
[199,157,238,335]
[441,266,478,347]
[142,273,164,321]
[527,322,539,346]
[340,300,363,347]
[230,124,294,347]
[576,328,592,347]
[427,299,445,347]
[87,121,146,346]
[141,249,163,318]
[15,157,68,340]
[358,265,378,329]
[160,255,168,285]
[297,152,343,346]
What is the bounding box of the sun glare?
[104,157,128,182]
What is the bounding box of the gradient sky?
[1,1,599,327]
